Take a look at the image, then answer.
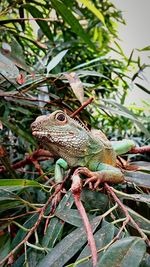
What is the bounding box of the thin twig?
[71,97,94,118]
[0,149,53,173]
[105,183,150,246]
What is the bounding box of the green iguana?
[31,110,135,186]
[31,110,138,267]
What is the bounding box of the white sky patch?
[111,0,150,110]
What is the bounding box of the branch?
[0,180,66,266]
[105,183,150,246]
[130,145,150,154]
[0,149,53,173]
[71,171,97,267]
[71,97,94,118]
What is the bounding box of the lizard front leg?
[51,158,68,209]
[75,164,124,189]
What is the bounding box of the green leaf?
[0,233,11,261]
[64,72,84,104]
[51,0,96,50]
[77,0,105,25]
[37,217,100,267]
[72,55,106,70]
[125,171,150,189]
[0,52,19,79]
[42,217,64,248]
[11,214,39,249]
[47,50,68,73]
[135,83,150,95]
[102,99,150,138]
[42,192,74,248]
[113,188,150,205]
[138,45,150,51]
[127,207,150,232]
[23,4,53,41]
[97,237,146,267]
[55,209,83,227]
[0,199,22,211]
[0,179,42,188]
[81,189,109,211]
[1,119,36,145]
[76,223,115,266]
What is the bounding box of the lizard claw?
[74,167,103,190]
[83,176,102,190]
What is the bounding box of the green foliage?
[0,0,150,266]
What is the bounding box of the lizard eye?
[55,113,66,122]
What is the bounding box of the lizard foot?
[74,167,103,190]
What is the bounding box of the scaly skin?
[31,110,135,185]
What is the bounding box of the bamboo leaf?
[0,179,42,188]
[97,237,146,267]
[37,217,100,267]
[51,0,96,50]
[125,171,150,189]
[23,4,53,41]
[64,72,84,104]
[77,0,105,25]
[135,83,150,95]
[47,50,68,73]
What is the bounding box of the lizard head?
[31,110,90,165]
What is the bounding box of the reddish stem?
[105,183,150,246]
[0,180,66,266]
[71,173,97,267]
[71,97,94,118]
[130,146,150,154]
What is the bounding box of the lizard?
[31,109,136,187]
[31,109,137,266]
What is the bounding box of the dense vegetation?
[0,1,150,266]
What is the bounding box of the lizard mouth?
[32,130,49,137]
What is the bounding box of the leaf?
[72,55,106,70]
[0,52,19,80]
[42,192,74,248]
[140,253,150,267]
[64,72,84,104]
[135,83,150,95]
[37,217,100,267]
[77,0,105,25]
[0,119,36,145]
[42,218,64,249]
[8,37,31,73]
[51,0,96,50]
[113,188,150,205]
[23,4,53,41]
[76,223,115,266]
[125,171,150,188]
[81,189,109,211]
[137,45,150,51]
[0,233,11,261]
[11,214,39,249]
[0,198,23,211]
[0,179,42,188]
[55,209,83,227]
[47,50,68,73]
[97,237,146,267]
[127,49,134,66]
[102,99,150,138]
[77,70,109,79]
[127,207,150,232]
